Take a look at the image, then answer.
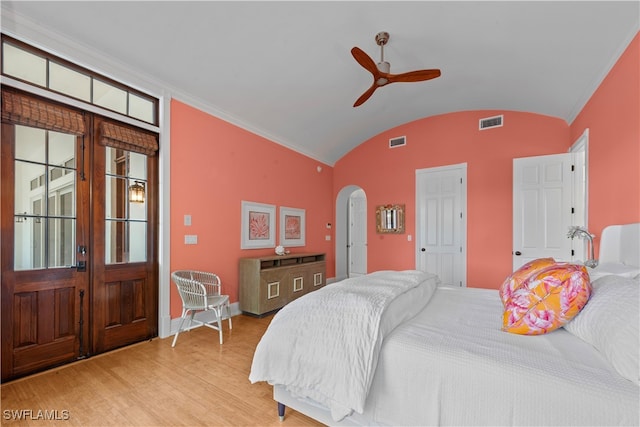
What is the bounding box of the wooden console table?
[239,252,326,316]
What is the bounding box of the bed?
[249,223,640,426]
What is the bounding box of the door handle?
[514,251,522,256]
[76,245,87,271]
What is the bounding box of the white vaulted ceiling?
[2,1,638,165]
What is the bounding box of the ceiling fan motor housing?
[376,61,390,85]
[375,31,390,46]
[376,31,391,84]
[377,61,390,73]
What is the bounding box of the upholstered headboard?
[598,223,640,267]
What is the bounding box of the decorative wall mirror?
[376,204,405,234]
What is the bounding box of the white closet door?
[416,164,466,287]
[513,153,573,270]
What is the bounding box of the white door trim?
[569,129,589,220]
[568,128,589,262]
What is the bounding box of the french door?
[90,116,158,354]
[1,119,91,380]
[1,89,158,381]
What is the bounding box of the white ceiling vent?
[479,114,504,130]
[389,136,406,148]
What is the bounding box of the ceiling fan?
[351,31,441,107]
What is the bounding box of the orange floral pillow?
[500,258,556,305]
[500,260,591,335]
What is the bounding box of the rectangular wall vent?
[479,114,504,130]
[389,136,406,148]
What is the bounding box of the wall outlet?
[325,235,331,241]
[184,235,198,244]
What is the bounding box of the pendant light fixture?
[129,181,145,203]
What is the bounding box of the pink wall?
[170,100,334,317]
[570,32,640,253]
[334,111,569,289]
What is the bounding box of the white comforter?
[249,270,439,421]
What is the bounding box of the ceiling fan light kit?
[351,31,441,107]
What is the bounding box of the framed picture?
[241,201,276,249]
[280,206,305,247]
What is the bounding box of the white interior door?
[348,189,367,277]
[416,164,466,286]
[513,153,573,269]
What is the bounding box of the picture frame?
[241,201,276,249]
[279,206,305,247]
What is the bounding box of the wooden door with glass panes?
[1,107,91,381]
[1,90,158,381]
[90,116,158,354]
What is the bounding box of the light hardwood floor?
[1,315,323,427]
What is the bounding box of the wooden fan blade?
[353,83,378,107]
[388,69,441,83]
[351,47,380,76]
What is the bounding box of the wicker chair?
[171,270,232,347]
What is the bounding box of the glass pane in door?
[105,176,127,220]
[13,125,77,271]
[15,125,45,162]
[129,221,147,262]
[105,147,147,264]
[15,161,45,270]
[47,218,76,268]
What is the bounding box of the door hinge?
[571,207,575,214]
[571,249,575,256]
[571,164,575,171]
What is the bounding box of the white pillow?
[587,263,640,281]
[564,275,639,384]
